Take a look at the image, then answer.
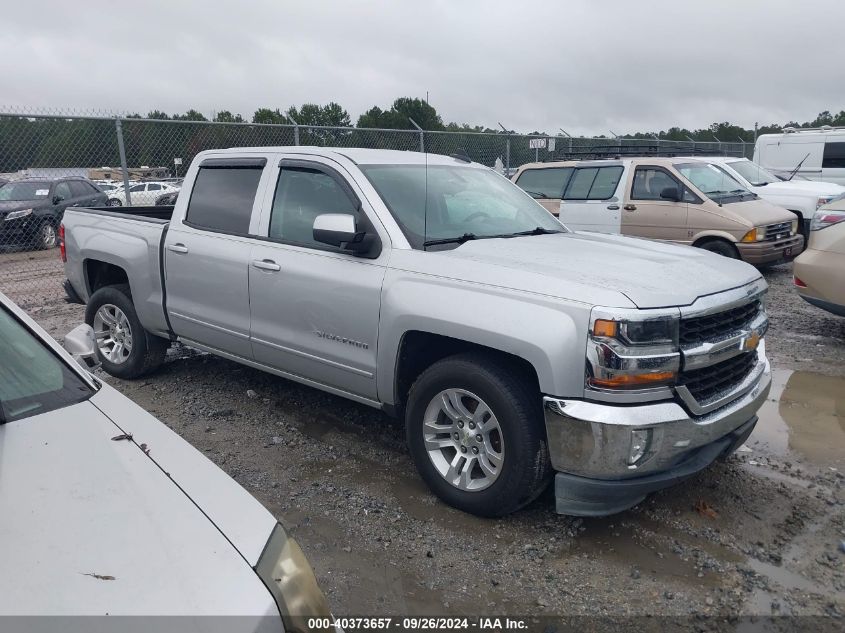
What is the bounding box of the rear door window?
[185,163,265,234]
[822,141,845,168]
[562,166,623,200]
[514,167,572,199]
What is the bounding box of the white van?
[754,127,845,185]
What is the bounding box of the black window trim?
[562,165,624,201]
[256,158,382,259]
[200,157,268,169]
[631,164,701,203]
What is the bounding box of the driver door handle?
[251,259,281,272]
[624,204,637,211]
[167,243,189,254]
[606,204,620,210]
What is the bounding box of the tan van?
[793,197,845,316]
[513,157,804,265]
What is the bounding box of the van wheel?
[406,352,552,517]
[698,239,739,259]
[85,284,169,379]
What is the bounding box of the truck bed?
[76,205,174,223]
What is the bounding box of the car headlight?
[255,523,333,633]
[4,208,33,221]
[587,310,680,391]
[817,196,835,210]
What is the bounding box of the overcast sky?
[1,0,842,135]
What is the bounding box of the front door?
[557,165,624,233]
[623,165,690,242]
[248,157,386,400]
[163,157,269,359]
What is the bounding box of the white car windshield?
[728,160,780,186]
[359,164,564,249]
[0,307,94,423]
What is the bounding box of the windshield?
[0,307,94,423]
[0,182,51,201]
[727,160,779,186]
[360,164,564,249]
[675,163,749,200]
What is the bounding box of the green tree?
[287,102,351,127]
[252,108,289,124]
[356,98,443,130]
[214,110,244,123]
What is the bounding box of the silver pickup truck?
[62,147,771,517]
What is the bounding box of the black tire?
[697,239,739,259]
[85,284,169,379]
[107,198,122,207]
[405,352,552,517]
[35,220,57,250]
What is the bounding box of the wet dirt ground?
[5,254,845,624]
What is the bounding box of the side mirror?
[660,186,681,202]
[64,324,100,371]
[52,195,64,205]
[313,213,369,253]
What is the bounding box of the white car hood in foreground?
[0,383,278,621]
[416,232,761,309]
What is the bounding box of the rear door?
[557,164,624,232]
[822,140,845,185]
[622,165,690,242]
[163,156,271,359]
[248,156,387,401]
[512,166,572,215]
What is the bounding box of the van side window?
[631,168,679,201]
[562,166,623,201]
[269,167,359,247]
[822,142,845,168]
[515,167,572,199]
[185,166,263,234]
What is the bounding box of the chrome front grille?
[678,350,758,404]
[764,221,792,241]
[679,300,760,346]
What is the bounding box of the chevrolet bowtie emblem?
[742,331,761,352]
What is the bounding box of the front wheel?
[35,221,57,250]
[698,239,739,259]
[85,284,169,379]
[406,353,552,517]
[107,198,122,207]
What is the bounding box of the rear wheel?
[698,239,739,259]
[107,198,122,207]
[85,284,168,379]
[406,352,552,517]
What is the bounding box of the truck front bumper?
[736,234,804,265]
[543,359,771,516]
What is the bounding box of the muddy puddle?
[750,368,845,468]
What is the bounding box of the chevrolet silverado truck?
[62,147,772,517]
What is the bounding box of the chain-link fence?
[0,108,751,309]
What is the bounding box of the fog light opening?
[628,428,653,466]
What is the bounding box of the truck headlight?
[587,311,680,391]
[791,219,799,235]
[4,208,33,221]
[255,523,333,633]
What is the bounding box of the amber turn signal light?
[589,371,677,389]
[593,319,618,337]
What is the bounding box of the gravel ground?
[4,253,845,624]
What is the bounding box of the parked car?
[684,156,845,238]
[107,181,180,207]
[755,126,845,185]
[155,190,179,206]
[793,197,845,316]
[95,181,124,194]
[513,157,804,266]
[62,147,771,518]
[0,177,107,250]
[0,290,331,627]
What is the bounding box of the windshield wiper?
[501,227,564,237]
[523,190,549,199]
[424,233,479,247]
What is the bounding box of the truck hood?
[0,385,278,619]
[720,198,797,226]
[405,232,760,309]
[756,179,845,197]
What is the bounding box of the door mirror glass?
[660,186,681,201]
[313,213,367,251]
[63,324,100,370]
